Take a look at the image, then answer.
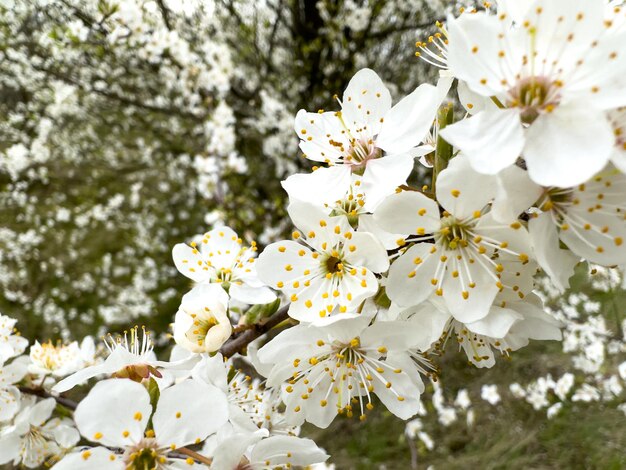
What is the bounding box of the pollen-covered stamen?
[123,438,169,470]
[104,326,162,382]
[415,22,449,68]
[345,136,382,173]
[508,76,561,124]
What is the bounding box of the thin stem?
[178,447,212,465]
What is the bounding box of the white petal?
[361,320,432,352]
[466,306,522,338]
[492,165,543,223]
[153,379,229,448]
[341,68,392,135]
[457,79,496,115]
[443,263,499,323]
[201,227,242,271]
[256,240,318,290]
[360,154,415,211]
[369,352,424,419]
[250,436,329,468]
[294,110,349,163]
[529,212,579,292]
[377,84,441,155]
[343,232,389,273]
[51,447,123,470]
[524,106,613,187]
[435,154,499,218]
[74,379,150,448]
[172,243,210,283]
[229,283,276,304]
[440,109,523,175]
[28,397,56,426]
[373,191,440,236]
[281,166,352,207]
[446,13,517,96]
[386,244,438,307]
[0,432,21,465]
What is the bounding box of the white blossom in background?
[480,384,501,405]
[0,397,79,468]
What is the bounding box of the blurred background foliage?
[1,1,625,469]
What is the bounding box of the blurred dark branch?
[19,386,78,410]
[156,0,173,30]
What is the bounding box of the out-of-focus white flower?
[0,396,79,468]
[509,383,526,399]
[454,389,471,410]
[28,341,81,378]
[53,326,194,393]
[572,383,601,402]
[554,373,575,401]
[547,402,563,419]
[481,384,501,405]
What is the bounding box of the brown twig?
[19,386,78,410]
[220,305,291,357]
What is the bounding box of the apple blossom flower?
[173,226,276,305]
[375,156,532,323]
[0,396,79,468]
[173,284,232,354]
[52,326,195,394]
[257,317,430,428]
[440,0,626,187]
[28,341,82,378]
[282,68,444,208]
[491,166,626,290]
[257,203,389,323]
[52,378,228,470]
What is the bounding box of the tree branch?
[19,386,77,410]
[219,304,291,357]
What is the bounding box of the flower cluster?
[1,0,626,468]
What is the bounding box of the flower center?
[436,216,473,250]
[538,187,574,212]
[346,137,382,173]
[325,255,343,274]
[508,76,560,124]
[124,439,166,470]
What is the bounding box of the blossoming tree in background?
[1,0,626,469]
